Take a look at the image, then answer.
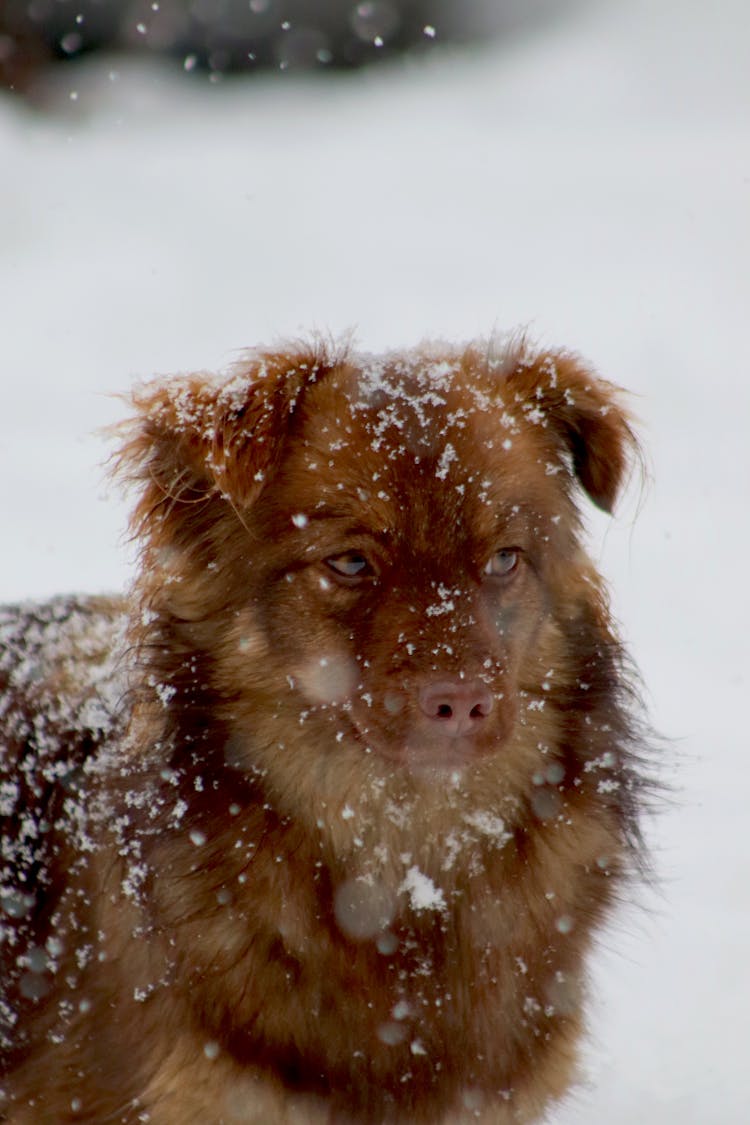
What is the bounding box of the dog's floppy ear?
[114,347,336,533]
[506,350,639,513]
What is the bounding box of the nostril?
[418,680,494,734]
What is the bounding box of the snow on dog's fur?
[0,337,650,1123]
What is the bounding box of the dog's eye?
[484,549,519,578]
[325,552,373,582]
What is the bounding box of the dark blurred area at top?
[0,0,578,94]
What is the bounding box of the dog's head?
[118,337,638,828]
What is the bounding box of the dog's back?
[0,596,127,1062]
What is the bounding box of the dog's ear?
[505,350,639,513]
[114,347,337,536]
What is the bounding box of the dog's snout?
[418,680,494,737]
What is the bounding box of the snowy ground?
[1,0,749,1120]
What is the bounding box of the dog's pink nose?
[418,680,494,737]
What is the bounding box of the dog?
[0,336,649,1123]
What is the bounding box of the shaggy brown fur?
[0,337,649,1124]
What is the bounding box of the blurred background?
[1,1,749,1120]
[1,1,577,86]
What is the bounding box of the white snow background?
[1,0,749,1119]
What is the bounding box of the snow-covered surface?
[1,0,748,1119]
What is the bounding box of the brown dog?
[0,337,649,1123]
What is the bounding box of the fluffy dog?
[0,337,649,1123]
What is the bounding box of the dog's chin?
[352,725,508,776]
